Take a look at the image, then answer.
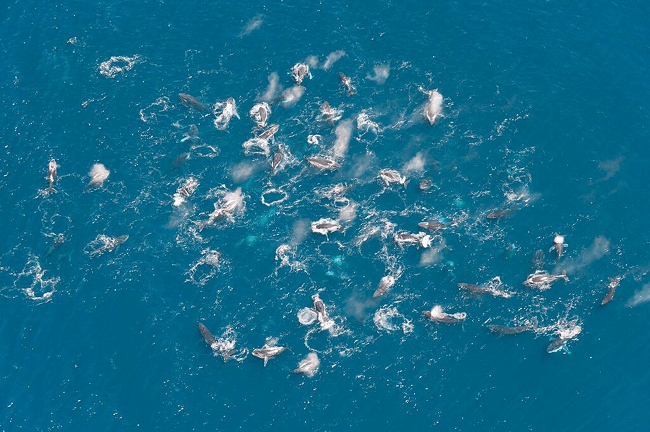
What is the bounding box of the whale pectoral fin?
[263,357,268,367]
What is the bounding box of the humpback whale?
[213,97,239,130]
[271,146,283,174]
[378,169,407,187]
[419,86,443,125]
[198,322,216,347]
[601,276,621,305]
[310,218,342,236]
[311,293,334,329]
[487,208,515,219]
[258,124,279,140]
[252,338,287,366]
[339,72,356,96]
[305,157,341,170]
[45,158,59,194]
[197,187,245,230]
[373,275,396,298]
[291,63,311,85]
[418,179,434,191]
[423,305,466,323]
[319,101,343,123]
[546,337,568,353]
[418,221,448,231]
[249,102,271,128]
[173,177,199,207]
[523,270,569,289]
[458,283,493,296]
[551,234,567,259]
[394,231,432,248]
[179,93,209,111]
[487,324,532,335]
[86,234,128,257]
[547,325,582,353]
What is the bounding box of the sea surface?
[1,0,649,430]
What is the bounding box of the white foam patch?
[373,306,412,334]
[88,163,110,187]
[84,234,128,257]
[242,137,270,157]
[213,98,239,130]
[297,307,318,325]
[261,188,288,206]
[139,97,170,123]
[357,112,381,136]
[16,255,59,302]
[275,244,306,273]
[213,326,248,362]
[99,55,140,78]
[186,249,222,286]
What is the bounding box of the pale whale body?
[305,157,341,170]
[45,158,59,193]
[423,305,466,323]
[252,338,287,366]
[311,218,342,235]
[523,270,569,290]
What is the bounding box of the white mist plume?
[239,15,263,36]
[366,63,390,84]
[404,152,426,172]
[259,72,282,102]
[627,283,650,307]
[281,85,305,108]
[333,119,353,159]
[88,163,110,187]
[555,236,609,274]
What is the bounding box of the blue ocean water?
[1,0,649,430]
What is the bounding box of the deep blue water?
[1,0,649,430]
